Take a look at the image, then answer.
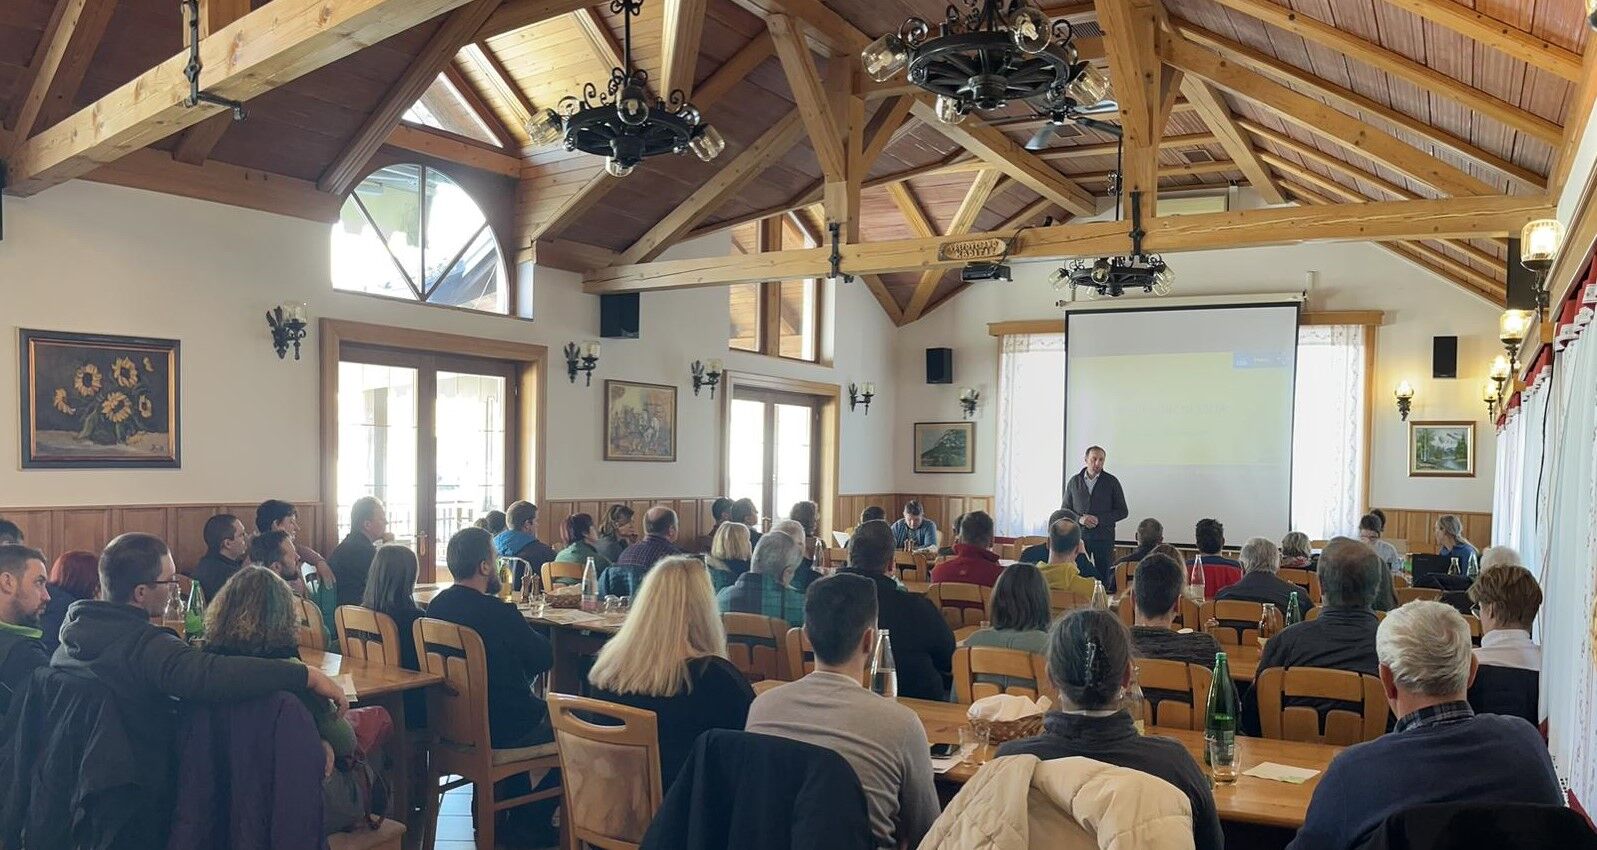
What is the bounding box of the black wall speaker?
[926,348,954,384]
[1433,336,1458,379]
[1506,238,1539,312]
[599,293,639,339]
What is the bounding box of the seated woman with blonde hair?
[588,556,754,789]
[704,521,752,591]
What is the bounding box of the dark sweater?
[0,625,48,717]
[1216,570,1315,617]
[1242,607,1381,735]
[1062,469,1128,543]
[999,711,1222,850]
[191,553,245,601]
[837,568,954,701]
[39,584,79,653]
[1130,625,1224,668]
[425,585,554,748]
[589,656,754,790]
[328,532,378,607]
[1288,710,1561,850]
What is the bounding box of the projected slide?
[1064,304,1299,544]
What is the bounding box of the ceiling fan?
[1023,101,1122,151]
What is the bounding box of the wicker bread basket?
[968,713,1045,743]
[546,586,583,609]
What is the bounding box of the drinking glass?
[958,724,989,766]
[602,595,620,614]
[1207,735,1239,784]
[617,595,631,614]
[525,593,546,618]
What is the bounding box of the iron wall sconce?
[1519,219,1564,322]
[564,341,601,385]
[958,386,980,419]
[1499,308,1532,373]
[1482,378,1501,419]
[1394,380,1414,421]
[848,382,876,414]
[691,359,723,398]
[266,303,307,360]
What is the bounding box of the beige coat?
[917,755,1196,850]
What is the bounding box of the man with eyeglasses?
[0,544,50,716]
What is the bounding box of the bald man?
[601,506,683,597]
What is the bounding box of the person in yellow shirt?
[1038,517,1098,597]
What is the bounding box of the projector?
[961,262,1012,283]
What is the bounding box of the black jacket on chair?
[642,729,872,850]
[1467,664,1540,727]
[1352,803,1597,850]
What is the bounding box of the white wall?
[893,240,1500,513]
[0,180,896,506]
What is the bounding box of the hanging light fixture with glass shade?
[526,0,724,176]
[1498,308,1533,372]
[1518,218,1564,320]
[1048,140,1172,298]
[860,0,1112,126]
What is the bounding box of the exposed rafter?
[1095,0,1160,215]
[386,123,522,175]
[909,99,1097,216]
[1180,76,1286,204]
[768,14,846,181]
[443,61,517,148]
[1038,132,1218,161]
[904,169,1004,322]
[478,0,596,39]
[660,0,708,97]
[1369,0,1581,83]
[886,183,937,240]
[460,40,536,141]
[5,0,117,158]
[169,0,254,165]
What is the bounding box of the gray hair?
[750,531,802,578]
[1480,545,1521,571]
[1319,537,1380,609]
[1377,600,1473,696]
[769,519,806,549]
[1280,531,1311,559]
[1240,537,1279,574]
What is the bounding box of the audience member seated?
[745,573,939,849]
[1434,514,1478,566]
[998,608,1223,850]
[1479,545,1522,571]
[1130,553,1223,668]
[1217,536,1316,616]
[705,497,735,549]
[0,545,50,716]
[202,565,368,834]
[930,510,1004,588]
[425,527,559,845]
[718,529,808,627]
[0,519,21,546]
[938,513,963,557]
[860,506,887,524]
[1114,517,1165,569]
[840,520,954,701]
[891,500,939,552]
[483,510,507,535]
[1191,518,1243,598]
[603,506,683,597]
[705,521,752,591]
[1280,531,1314,571]
[1357,514,1402,610]
[329,495,390,607]
[966,563,1052,691]
[1016,509,1067,564]
[596,504,636,563]
[731,498,762,546]
[1242,537,1383,735]
[588,556,754,790]
[251,530,307,595]
[1038,517,1098,597]
[495,500,557,593]
[255,500,336,636]
[769,519,822,593]
[553,512,612,578]
[192,513,249,600]
[1466,564,1542,724]
[789,500,820,548]
[1288,602,1562,850]
[362,543,427,725]
[41,549,97,654]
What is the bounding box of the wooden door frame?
[718,371,840,537]
[319,319,546,579]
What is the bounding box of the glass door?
[727,387,820,522]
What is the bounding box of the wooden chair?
[1200,600,1266,645]
[1254,666,1388,746]
[783,628,867,685]
[952,646,1049,704]
[1114,561,1134,597]
[334,605,402,666]
[1049,588,1091,614]
[1013,536,1046,557]
[1278,568,1322,605]
[1136,659,1214,731]
[895,552,930,584]
[722,613,786,682]
[414,618,563,850]
[1395,586,1443,605]
[542,560,585,592]
[825,547,848,571]
[926,582,991,630]
[1464,613,1483,643]
[893,550,920,570]
[294,596,326,651]
[546,694,663,850]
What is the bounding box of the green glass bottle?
[1285,591,1303,625]
[1204,651,1239,782]
[184,582,207,642]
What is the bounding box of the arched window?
[330,163,508,314]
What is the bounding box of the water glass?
[524,593,546,617]
[602,595,620,614]
[616,595,631,614]
[1206,734,1239,784]
[958,724,989,766]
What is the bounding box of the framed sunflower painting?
[19,329,180,469]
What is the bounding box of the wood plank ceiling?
[0,0,1588,320]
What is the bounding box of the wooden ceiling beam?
[1240,118,1415,200]
[886,183,937,240]
[724,0,868,55]
[585,194,1549,291]
[862,96,914,170]
[1095,0,1161,215]
[660,0,708,97]
[1201,0,1560,144]
[1374,0,1580,83]
[5,0,117,156]
[462,40,536,136]
[910,99,1097,216]
[317,0,505,197]
[477,0,595,38]
[859,274,906,325]
[904,168,1004,322]
[1180,76,1287,204]
[83,148,344,222]
[1157,67,1184,134]
[169,0,254,165]
[385,123,522,175]
[997,196,1061,231]
[443,60,517,148]
[1549,48,1597,198]
[769,14,846,181]
[1036,131,1218,161]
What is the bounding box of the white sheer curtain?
[1492,407,1524,554]
[1290,325,1366,540]
[995,333,1066,537]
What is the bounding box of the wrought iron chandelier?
[1052,191,1173,298]
[860,0,1112,125]
[528,0,724,176]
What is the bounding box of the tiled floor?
[426,781,560,850]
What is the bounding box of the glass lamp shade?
[1489,354,1512,381]
[527,109,564,147]
[1482,379,1499,403]
[1065,64,1112,106]
[934,95,967,125]
[861,33,910,82]
[605,157,635,178]
[1152,264,1174,294]
[1520,219,1564,272]
[616,86,650,126]
[1089,258,1111,284]
[689,125,726,162]
[1009,6,1051,53]
[1499,308,1533,345]
[1394,380,1415,401]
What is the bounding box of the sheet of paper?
[931,744,978,774]
[1242,761,1320,784]
[832,530,849,547]
[336,674,358,700]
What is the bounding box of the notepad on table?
[1242,762,1320,784]
[336,674,358,700]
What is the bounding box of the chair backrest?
[1255,666,1388,745]
[547,694,663,850]
[415,617,492,771]
[1014,535,1046,553]
[926,582,991,630]
[825,547,848,571]
[1278,568,1322,605]
[1136,659,1214,731]
[1201,600,1266,645]
[784,627,816,680]
[294,595,326,651]
[951,646,1049,703]
[1050,588,1091,614]
[1395,586,1443,606]
[721,612,785,682]
[893,550,919,569]
[1463,614,1482,642]
[997,543,1018,560]
[1114,560,1134,597]
[542,560,585,592]
[334,605,402,666]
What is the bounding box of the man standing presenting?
[1063,445,1127,586]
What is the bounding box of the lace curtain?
[1289,324,1366,540]
[994,333,1066,537]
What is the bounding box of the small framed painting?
[1408,420,1475,478]
[20,329,181,469]
[604,379,677,462]
[914,421,975,474]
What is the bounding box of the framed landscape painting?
[914,421,975,474]
[1409,420,1475,478]
[20,329,180,469]
[604,379,677,462]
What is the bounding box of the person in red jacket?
[929,511,1004,588]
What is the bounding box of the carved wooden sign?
[937,237,1007,263]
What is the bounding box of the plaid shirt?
[716,572,806,627]
[1393,700,1475,734]
[600,534,682,597]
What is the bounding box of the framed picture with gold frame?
[1408,420,1475,478]
[20,329,181,469]
[913,421,975,474]
[603,379,677,462]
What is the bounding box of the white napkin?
[1242,761,1320,784]
[967,693,1052,722]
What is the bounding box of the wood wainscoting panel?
[536,498,721,553]
[835,494,899,529]
[1373,507,1492,557]
[834,493,994,541]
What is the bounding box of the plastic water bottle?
[580,557,600,613]
[1090,580,1108,610]
[870,629,898,698]
[1188,555,1206,603]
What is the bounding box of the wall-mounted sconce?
[1520,219,1564,321]
[958,386,980,419]
[848,382,875,414]
[1394,381,1414,421]
[1482,378,1501,419]
[1488,354,1512,408]
[690,359,724,398]
[266,303,307,360]
[1498,308,1532,372]
[563,341,600,385]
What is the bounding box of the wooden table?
[523,606,624,693]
